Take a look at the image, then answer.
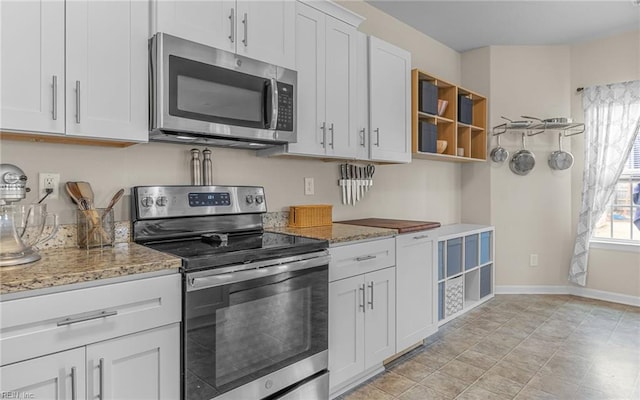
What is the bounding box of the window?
[593,133,640,243]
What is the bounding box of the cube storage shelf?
[436,224,494,324]
[411,69,488,163]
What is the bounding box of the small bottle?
[202,148,213,186]
[190,149,202,185]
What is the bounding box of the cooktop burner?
[145,231,328,271]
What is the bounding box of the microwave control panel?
[276,82,294,131]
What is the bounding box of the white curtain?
[569,80,640,286]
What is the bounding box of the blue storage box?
[419,81,438,115]
[458,95,473,124]
[419,122,438,153]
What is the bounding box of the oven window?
[185,266,328,399]
[169,55,269,129]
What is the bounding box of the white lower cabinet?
[0,348,86,399]
[395,231,438,353]
[328,239,396,394]
[0,274,181,399]
[87,324,180,400]
[1,324,179,400]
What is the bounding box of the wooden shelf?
[411,69,488,162]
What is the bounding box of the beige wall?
[569,30,640,297]
[460,30,640,298]
[488,45,573,288]
[1,1,463,227]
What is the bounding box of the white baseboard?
[495,285,569,294]
[495,285,640,307]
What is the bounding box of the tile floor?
[339,294,640,400]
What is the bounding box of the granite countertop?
[269,223,397,244]
[0,243,181,296]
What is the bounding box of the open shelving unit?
[435,224,494,325]
[411,69,488,162]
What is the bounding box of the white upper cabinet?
[354,31,370,160]
[368,36,412,163]
[1,0,149,143]
[269,1,360,159]
[154,0,295,69]
[1,1,65,134]
[66,0,149,142]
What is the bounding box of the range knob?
[156,196,168,207]
[245,195,254,204]
[141,196,155,208]
[255,195,264,204]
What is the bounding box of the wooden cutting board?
[337,218,441,233]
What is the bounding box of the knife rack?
[338,163,375,206]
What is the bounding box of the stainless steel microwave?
[149,33,296,148]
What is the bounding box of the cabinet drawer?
[329,238,395,282]
[0,274,181,366]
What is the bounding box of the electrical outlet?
[304,177,314,195]
[529,254,538,267]
[38,173,60,200]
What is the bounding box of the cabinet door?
[66,0,148,142]
[0,348,86,400]
[324,17,357,158]
[368,36,411,163]
[287,2,326,156]
[87,324,180,400]
[0,0,65,134]
[396,234,437,352]
[236,0,295,69]
[354,32,369,160]
[328,275,365,391]
[364,267,396,369]
[154,0,235,53]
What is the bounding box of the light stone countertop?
[0,243,181,296]
[268,223,397,244]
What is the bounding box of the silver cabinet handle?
[359,284,365,312]
[71,366,77,400]
[52,75,58,120]
[57,310,118,326]
[374,128,380,146]
[228,8,235,43]
[413,234,430,240]
[329,123,334,149]
[368,281,374,309]
[360,128,365,146]
[242,13,248,47]
[320,122,326,147]
[99,358,105,400]
[356,255,376,262]
[75,80,81,123]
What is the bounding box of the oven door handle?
[268,78,279,130]
[187,254,330,291]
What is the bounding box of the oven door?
[184,252,329,400]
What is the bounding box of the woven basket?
[288,205,333,228]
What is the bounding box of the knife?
[340,164,347,205]
[354,166,360,203]
[359,166,365,199]
[350,165,357,206]
[346,164,352,205]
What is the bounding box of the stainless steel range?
[132,185,330,400]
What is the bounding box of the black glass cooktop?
[145,232,328,271]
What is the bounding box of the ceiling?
[365,1,640,52]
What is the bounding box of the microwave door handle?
[269,78,278,130]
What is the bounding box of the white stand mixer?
[0,164,59,266]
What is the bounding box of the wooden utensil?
[102,188,125,221]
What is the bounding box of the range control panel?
[133,185,266,220]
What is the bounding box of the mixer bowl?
[0,204,58,266]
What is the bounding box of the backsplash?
[34,212,291,250]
